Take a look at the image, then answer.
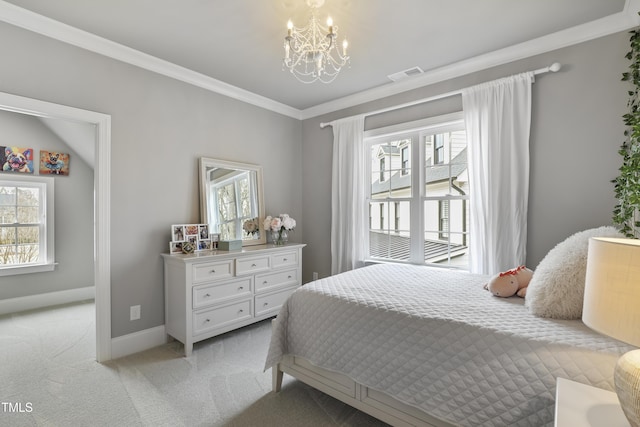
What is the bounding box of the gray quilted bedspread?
[264,263,633,426]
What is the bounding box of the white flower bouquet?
[242,218,259,236]
[263,214,296,245]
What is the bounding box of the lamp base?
[614,349,640,427]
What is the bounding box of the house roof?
[369,231,467,264]
[371,148,467,195]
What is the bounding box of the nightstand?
[555,377,629,426]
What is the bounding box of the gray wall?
[0,110,94,298]
[301,31,629,281]
[0,19,629,338]
[0,22,302,338]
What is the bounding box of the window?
[438,200,449,239]
[0,176,54,276]
[434,134,445,164]
[366,112,469,269]
[208,171,257,240]
[401,146,410,175]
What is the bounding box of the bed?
[264,263,633,426]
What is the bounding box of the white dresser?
[162,243,305,356]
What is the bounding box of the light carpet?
[0,300,388,426]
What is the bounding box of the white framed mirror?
[199,157,265,246]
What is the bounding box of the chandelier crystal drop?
[283,0,350,84]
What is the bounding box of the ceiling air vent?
[387,66,424,82]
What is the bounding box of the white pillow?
[525,226,624,319]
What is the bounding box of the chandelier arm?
[326,34,334,52]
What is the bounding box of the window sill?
[0,262,57,277]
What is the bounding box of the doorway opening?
[0,91,111,362]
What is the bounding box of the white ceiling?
[0,0,638,119]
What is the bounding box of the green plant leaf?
[614,28,640,238]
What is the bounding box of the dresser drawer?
[255,287,296,317]
[271,251,298,269]
[192,260,234,283]
[193,277,252,309]
[236,255,270,275]
[255,268,298,292]
[193,300,252,336]
[163,243,304,356]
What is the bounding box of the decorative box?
[218,240,242,251]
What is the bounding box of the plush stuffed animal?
[484,265,533,298]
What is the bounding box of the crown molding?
[0,1,302,119]
[0,0,638,121]
[299,2,640,119]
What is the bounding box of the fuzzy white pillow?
[525,226,624,320]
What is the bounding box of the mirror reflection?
[199,158,265,246]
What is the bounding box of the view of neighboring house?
[368,128,469,268]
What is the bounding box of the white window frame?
[0,175,55,276]
[400,145,410,176]
[364,111,467,267]
[208,170,257,240]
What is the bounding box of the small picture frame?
[171,225,185,242]
[198,224,209,240]
[169,241,183,254]
[210,233,220,250]
[1,146,34,174]
[169,223,217,254]
[39,150,70,175]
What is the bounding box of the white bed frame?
[272,355,455,427]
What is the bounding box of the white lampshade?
[583,236,640,427]
[583,237,640,347]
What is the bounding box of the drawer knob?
[239,309,244,313]
[205,293,211,298]
[283,258,288,261]
[210,269,216,273]
[205,318,210,323]
[251,263,257,267]
[238,286,244,290]
[287,275,292,279]
[263,280,268,285]
[263,302,269,306]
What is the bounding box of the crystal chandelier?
[283,0,350,84]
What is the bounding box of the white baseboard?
[110,325,168,359]
[0,286,95,316]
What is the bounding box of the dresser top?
[161,243,305,263]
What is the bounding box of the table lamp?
[583,237,640,427]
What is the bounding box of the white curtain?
[462,72,534,275]
[330,115,366,274]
